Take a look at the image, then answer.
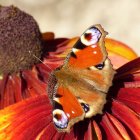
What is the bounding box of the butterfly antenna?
[29,51,53,71]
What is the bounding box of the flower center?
[0,5,43,74]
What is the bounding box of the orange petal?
[0,95,52,140]
[105,38,138,69]
[105,38,137,60]
[42,32,55,41]
[108,52,132,69]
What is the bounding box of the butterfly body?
[48,25,115,132]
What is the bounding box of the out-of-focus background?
[1,0,140,55]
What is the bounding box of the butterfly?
[48,24,115,132]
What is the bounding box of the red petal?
[107,113,130,140]
[101,114,125,140]
[116,57,140,80]
[22,70,47,96]
[38,122,57,140]
[63,128,75,140]
[36,62,61,83]
[93,121,102,140]
[0,75,23,108]
[74,119,90,140]
[43,38,68,57]
[11,75,22,102]
[116,88,140,114]
[52,131,65,140]
[84,121,93,140]
[112,100,140,140]
[124,81,140,88]
[3,76,15,107]
[0,74,8,108]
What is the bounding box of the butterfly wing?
[66,24,114,92]
[48,24,115,132]
[67,24,107,68]
[52,86,84,131]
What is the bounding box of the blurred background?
[1,0,140,55]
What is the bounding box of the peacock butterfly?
[48,24,115,132]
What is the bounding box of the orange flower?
[0,5,140,140]
[0,36,140,140]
